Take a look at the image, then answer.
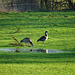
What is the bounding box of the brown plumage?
[20,38,33,46]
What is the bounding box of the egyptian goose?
[20,38,33,46]
[37,31,48,44]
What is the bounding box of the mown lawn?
[0,11,75,51]
[0,11,75,75]
[0,52,75,75]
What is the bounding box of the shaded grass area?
[0,52,75,64]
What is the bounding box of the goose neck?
[45,33,47,36]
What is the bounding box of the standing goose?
[37,31,48,44]
[20,38,34,46]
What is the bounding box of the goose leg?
[25,43,27,46]
[43,41,44,44]
[28,43,29,46]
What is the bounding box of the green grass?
[0,52,75,75]
[0,11,75,75]
[0,11,75,51]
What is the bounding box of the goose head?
[30,41,34,46]
[45,31,48,34]
[45,31,48,36]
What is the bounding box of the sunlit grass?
[0,53,75,75]
[0,10,75,75]
[0,11,75,50]
[0,63,75,75]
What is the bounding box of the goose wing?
[20,38,30,43]
[37,36,46,42]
